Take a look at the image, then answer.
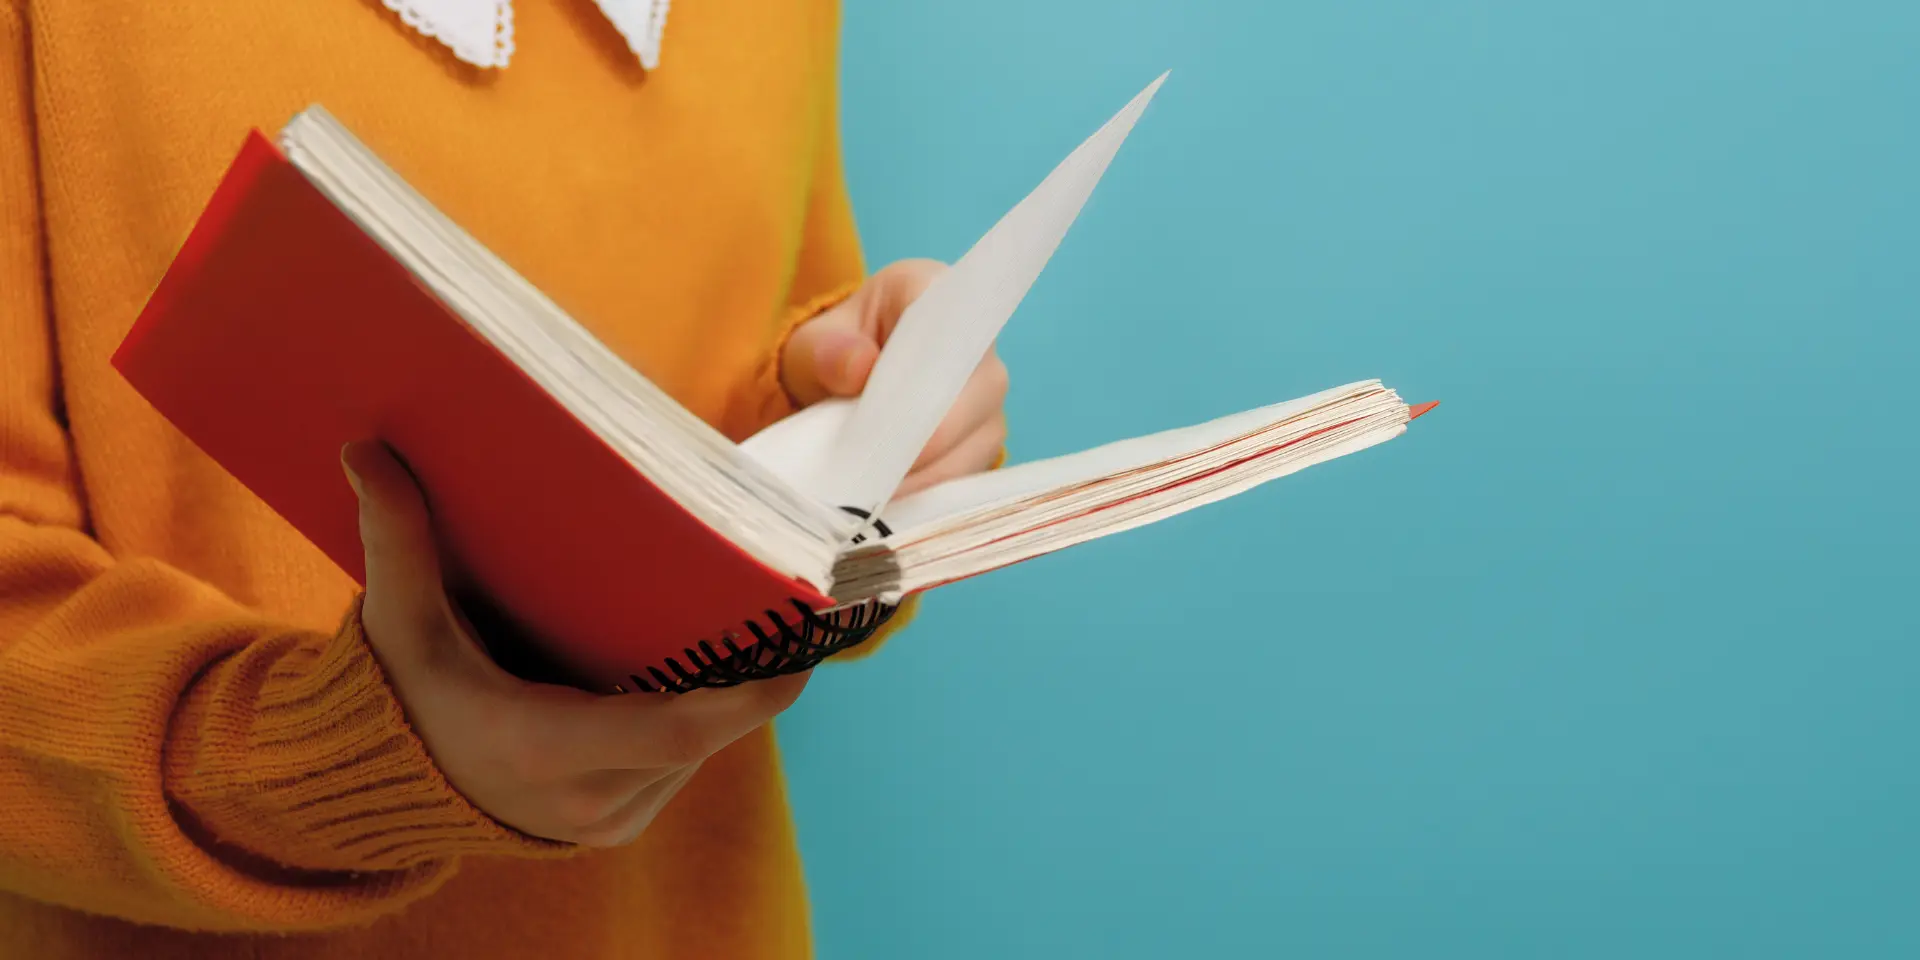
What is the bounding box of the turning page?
[745,73,1169,520]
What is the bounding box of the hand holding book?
[343,439,809,846]
[330,253,1018,842]
[326,251,1016,843]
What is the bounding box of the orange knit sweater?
[0,1,897,956]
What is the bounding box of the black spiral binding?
[612,507,897,694]
[461,511,896,694]
[843,506,892,545]
[608,597,893,694]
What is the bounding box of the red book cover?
[114,131,834,691]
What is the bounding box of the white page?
[737,396,855,496]
[877,382,1381,532]
[776,72,1169,519]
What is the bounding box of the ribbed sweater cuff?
[165,601,570,875]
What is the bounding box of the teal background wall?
[780,1,1919,956]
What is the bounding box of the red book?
[117,85,1430,694]
[115,130,838,692]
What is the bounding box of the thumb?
[780,302,880,406]
[342,440,450,650]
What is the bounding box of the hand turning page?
[743,74,1170,520]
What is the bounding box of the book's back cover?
[114,132,830,690]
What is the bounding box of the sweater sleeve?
[0,6,564,934]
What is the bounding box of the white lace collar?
[381,0,670,70]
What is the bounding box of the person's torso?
[8,1,837,955]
